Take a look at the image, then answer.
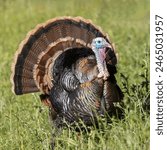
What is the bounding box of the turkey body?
[49,48,123,126]
[11,17,123,128]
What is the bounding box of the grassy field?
[0,0,150,149]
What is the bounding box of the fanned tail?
[11,16,115,95]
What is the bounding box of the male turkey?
[11,17,123,128]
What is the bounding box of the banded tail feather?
[11,16,113,95]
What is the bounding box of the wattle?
[99,48,106,62]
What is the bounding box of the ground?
[0,0,149,149]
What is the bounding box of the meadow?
[0,0,150,149]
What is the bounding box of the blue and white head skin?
[91,37,111,49]
[91,37,111,80]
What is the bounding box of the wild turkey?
[11,16,123,128]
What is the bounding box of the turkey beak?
[106,42,112,49]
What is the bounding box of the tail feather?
[11,16,111,95]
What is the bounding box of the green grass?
[0,0,150,149]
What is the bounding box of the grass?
[0,0,150,149]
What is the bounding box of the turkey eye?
[97,40,101,44]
